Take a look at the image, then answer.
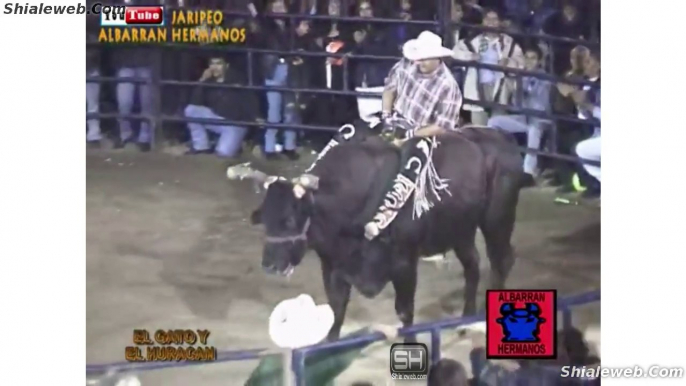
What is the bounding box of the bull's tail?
[479,151,520,290]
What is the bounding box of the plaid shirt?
[384,59,462,132]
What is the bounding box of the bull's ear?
[250,208,262,225]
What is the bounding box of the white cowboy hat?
[402,31,454,61]
[269,294,335,349]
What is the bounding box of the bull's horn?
[226,162,268,183]
[296,174,320,190]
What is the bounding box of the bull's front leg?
[321,259,351,341]
[391,257,418,343]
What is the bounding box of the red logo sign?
[485,289,557,359]
[125,6,164,25]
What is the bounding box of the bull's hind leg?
[452,228,481,316]
[482,224,515,290]
[480,177,518,290]
[391,259,418,343]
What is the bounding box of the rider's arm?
[382,60,404,115]
[412,124,445,138]
[382,89,396,117]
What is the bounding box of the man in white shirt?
[573,50,601,190]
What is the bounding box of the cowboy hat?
[402,31,454,61]
[269,294,335,349]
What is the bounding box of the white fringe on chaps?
[365,137,451,240]
[412,137,452,220]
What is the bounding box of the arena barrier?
[85,290,600,385]
[86,4,600,167]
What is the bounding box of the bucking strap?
[304,123,356,173]
[304,120,382,173]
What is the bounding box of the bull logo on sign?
[496,303,546,342]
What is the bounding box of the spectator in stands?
[544,0,587,75]
[500,15,526,50]
[220,0,260,13]
[572,49,601,196]
[390,0,422,50]
[453,8,523,125]
[314,0,352,44]
[556,47,600,187]
[466,322,600,385]
[86,16,101,148]
[111,0,154,151]
[351,0,394,88]
[427,358,469,386]
[183,56,260,158]
[566,45,588,78]
[547,45,590,189]
[524,0,556,34]
[462,0,485,25]
[260,0,300,160]
[309,0,358,129]
[488,44,551,187]
[569,48,600,136]
[447,1,467,88]
[504,0,555,34]
[290,0,317,14]
[287,19,318,139]
[448,0,466,44]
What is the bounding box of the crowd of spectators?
[423,324,601,386]
[86,0,600,193]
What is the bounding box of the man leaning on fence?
[453,8,523,125]
[487,44,552,187]
[184,56,260,159]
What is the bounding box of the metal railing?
[85,290,600,384]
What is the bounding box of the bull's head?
[226,163,320,277]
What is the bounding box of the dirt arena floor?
[86,147,600,386]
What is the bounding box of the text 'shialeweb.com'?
[3,2,123,15]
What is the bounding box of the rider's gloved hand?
[380,111,396,139]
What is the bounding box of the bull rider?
[362,31,463,250]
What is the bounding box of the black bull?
[227,120,524,340]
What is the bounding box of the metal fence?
[86,3,600,166]
[85,290,600,384]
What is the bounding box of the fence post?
[562,307,573,330]
[439,0,450,45]
[151,45,163,151]
[430,328,441,364]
